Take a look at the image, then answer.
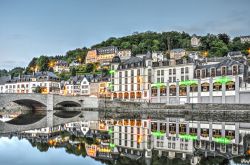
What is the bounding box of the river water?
[0,110,249,165]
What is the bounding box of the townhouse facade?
[110,51,250,104]
[110,53,153,101]
[64,76,90,96]
[0,72,61,94]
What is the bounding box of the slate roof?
[123,56,143,65]
[0,76,11,85]
[196,58,243,70]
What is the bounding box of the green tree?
[85,63,94,73]
[9,67,25,77]
[36,55,49,71]
[218,33,230,45]
[71,67,76,76]
[210,40,229,57]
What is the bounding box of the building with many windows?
[0,72,60,94]
[53,60,70,73]
[109,119,152,158]
[110,53,153,101]
[64,76,90,96]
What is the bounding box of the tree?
[218,33,230,45]
[36,55,49,71]
[33,86,42,93]
[85,63,94,73]
[71,67,76,76]
[210,40,229,57]
[9,67,25,77]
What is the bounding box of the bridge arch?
[55,101,81,107]
[0,94,47,110]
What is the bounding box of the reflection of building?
[149,117,250,163]
[109,119,152,158]
[110,54,153,101]
[65,121,90,135]
[0,72,61,94]
[86,144,98,157]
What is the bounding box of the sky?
[0,0,249,70]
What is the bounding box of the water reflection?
[0,111,250,165]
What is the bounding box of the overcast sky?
[0,0,249,70]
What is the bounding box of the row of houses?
[0,71,110,98]
[11,116,250,164]
[110,51,250,104]
[1,50,250,104]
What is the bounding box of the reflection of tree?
[65,143,87,157]
[199,156,228,165]
[29,140,49,152]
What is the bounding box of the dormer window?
[232,65,238,75]
[201,69,206,78]
[211,68,216,77]
[221,66,227,76]
[196,69,201,78]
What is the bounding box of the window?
[173,68,176,75]
[221,66,227,76]
[185,67,189,73]
[181,68,184,74]
[161,77,164,83]
[131,70,134,77]
[181,76,184,81]
[157,70,160,76]
[232,65,238,75]
[137,69,140,76]
[169,69,172,75]
[211,68,216,77]
[125,71,128,77]
[169,77,172,83]
[202,69,206,78]
[161,70,164,76]
[148,69,152,83]
[196,70,201,78]
[173,77,176,82]
[185,75,189,80]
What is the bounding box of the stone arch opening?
[12,99,46,110]
[55,101,81,107]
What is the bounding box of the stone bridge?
[0,110,99,133]
[0,93,99,110]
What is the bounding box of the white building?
[117,50,132,61]
[53,60,70,73]
[152,52,164,62]
[240,35,250,43]
[109,119,152,158]
[0,72,61,94]
[170,49,186,60]
[64,121,90,136]
[64,76,90,96]
[191,35,201,47]
[110,54,153,101]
